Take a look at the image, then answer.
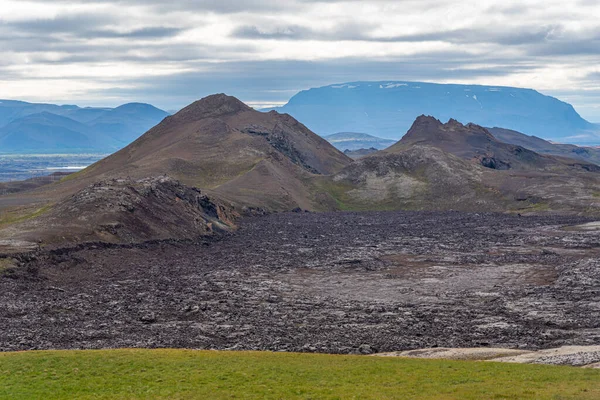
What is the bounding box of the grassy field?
[1,350,600,399]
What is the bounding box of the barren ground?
[1,211,600,354]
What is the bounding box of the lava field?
[1,211,600,354]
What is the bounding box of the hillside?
[5,176,235,246]
[321,116,600,213]
[0,100,78,127]
[390,116,580,171]
[0,100,168,153]
[269,81,600,143]
[323,132,396,151]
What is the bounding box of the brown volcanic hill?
[389,116,594,171]
[58,94,351,211]
[321,116,600,214]
[0,94,352,251]
[0,176,235,251]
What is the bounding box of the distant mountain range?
[488,127,600,165]
[267,81,600,144]
[0,100,168,153]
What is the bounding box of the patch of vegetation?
[0,204,52,227]
[184,159,263,190]
[59,169,85,183]
[522,202,551,213]
[311,177,360,211]
[0,349,599,399]
[310,177,413,212]
[0,258,15,273]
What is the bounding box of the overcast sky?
[0,0,599,120]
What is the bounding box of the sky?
[0,0,599,121]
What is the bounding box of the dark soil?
[1,211,600,354]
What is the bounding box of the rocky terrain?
[1,211,599,357]
[1,97,600,263]
[0,177,236,252]
[394,116,594,171]
[376,345,600,367]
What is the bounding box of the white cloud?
[0,0,597,119]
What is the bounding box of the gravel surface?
[1,211,600,354]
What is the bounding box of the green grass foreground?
[1,349,600,399]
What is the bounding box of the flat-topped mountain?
[267,81,600,144]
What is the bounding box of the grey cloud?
[5,14,114,36]
[232,25,314,40]
[232,22,559,47]
[530,38,600,56]
[0,38,259,68]
[29,0,304,14]
[1,0,599,121]
[1,17,185,40]
[83,27,185,39]
[585,72,600,80]
[232,19,377,41]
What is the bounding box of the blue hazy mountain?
[0,100,168,153]
[0,100,80,127]
[323,132,396,151]
[268,82,600,144]
[87,103,170,144]
[0,112,95,152]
